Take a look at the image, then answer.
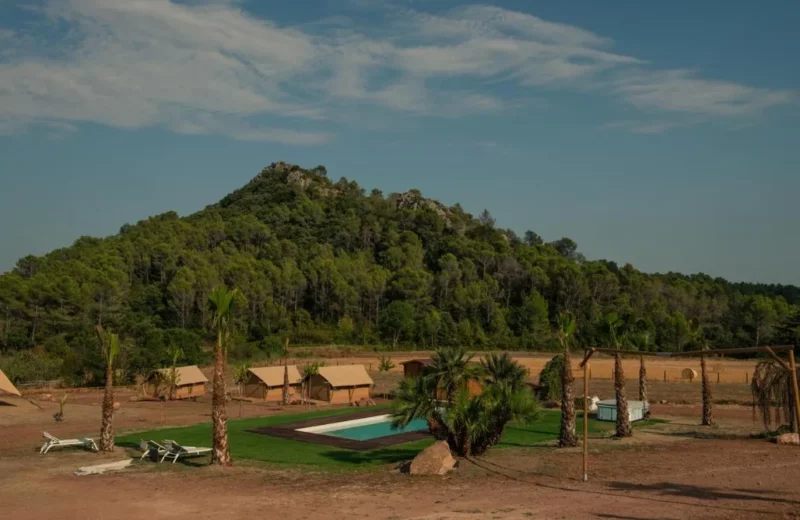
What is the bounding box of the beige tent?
[244,365,302,401]
[308,365,373,404]
[0,369,21,398]
[143,365,208,400]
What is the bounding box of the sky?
[0,0,798,284]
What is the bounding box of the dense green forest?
[1,162,798,385]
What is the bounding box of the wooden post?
[717,372,720,384]
[745,372,749,384]
[663,370,667,382]
[788,349,800,434]
[583,361,589,482]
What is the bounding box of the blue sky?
[0,0,798,284]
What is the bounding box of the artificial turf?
[116,408,657,470]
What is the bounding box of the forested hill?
[1,162,798,383]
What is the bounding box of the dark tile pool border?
[245,409,431,451]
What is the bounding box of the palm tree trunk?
[239,383,244,418]
[559,349,577,447]
[211,331,231,465]
[700,354,713,426]
[282,360,289,406]
[614,352,632,437]
[99,363,115,451]
[638,356,647,403]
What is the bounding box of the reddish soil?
[2,390,798,519]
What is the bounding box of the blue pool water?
[325,418,429,441]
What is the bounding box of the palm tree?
[161,343,184,425]
[751,360,798,432]
[232,363,250,418]
[603,312,632,437]
[555,312,578,447]
[392,351,539,457]
[281,338,290,406]
[377,355,396,399]
[96,324,120,451]
[689,320,713,426]
[302,361,323,408]
[209,286,237,465]
[164,343,184,401]
[629,333,650,404]
[481,352,528,391]
[425,344,478,404]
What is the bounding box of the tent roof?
[317,365,373,388]
[154,365,208,386]
[248,366,302,387]
[0,369,21,396]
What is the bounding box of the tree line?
[0,162,798,385]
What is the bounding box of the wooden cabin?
[400,358,433,378]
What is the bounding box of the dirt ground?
[2,388,799,520]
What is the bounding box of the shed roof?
[0,369,21,396]
[154,365,208,386]
[317,365,373,388]
[248,366,302,387]
[400,358,433,366]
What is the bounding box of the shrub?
[538,354,564,402]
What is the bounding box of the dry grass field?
[282,350,761,384]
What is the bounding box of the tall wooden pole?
[788,349,800,434]
[583,361,589,482]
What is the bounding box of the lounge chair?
[40,432,98,454]
[139,440,169,460]
[160,440,212,463]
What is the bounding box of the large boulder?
[409,441,457,476]
[775,433,800,446]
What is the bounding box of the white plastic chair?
[139,440,169,460]
[160,440,212,463]
[40,432,98,454]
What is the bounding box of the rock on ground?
[775,433,800,445]
[409,441,457,476]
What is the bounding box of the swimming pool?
[297,414,429,441]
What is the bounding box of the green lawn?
[116,408,656,471]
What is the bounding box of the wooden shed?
[244,366,302,401]
[308,365,373,404]
[400,358,433,378]
[143,365,208,400]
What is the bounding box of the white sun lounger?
[139,440,169,460]
[160,440,212,463]
[40,432,98,454]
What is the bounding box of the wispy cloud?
[601,120,683,135]
[0,0,794,142]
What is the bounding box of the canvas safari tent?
[142,365,208,400]
[0,369,22,404]
[308,365,373,404]
[244,365,302,401]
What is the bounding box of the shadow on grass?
[661,430,749,441]
[319,447,421,466]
